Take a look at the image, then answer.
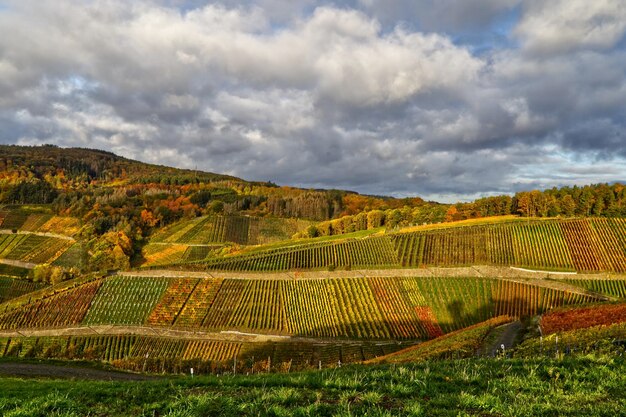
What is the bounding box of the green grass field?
[0,356,625,416]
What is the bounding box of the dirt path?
[0,362,156,380]
[479,321,523,356]
[122,266,626,284]
[0,229,75,241]
[0,325,416,346]
[0,258,36,269]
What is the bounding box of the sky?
[0,0,625,202]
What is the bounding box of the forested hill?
[0,144,241,187]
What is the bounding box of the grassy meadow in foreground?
[1,357,625,416]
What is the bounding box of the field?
[148,218,626,273]
[0,334,406,371]
[564,279,626,299]
[0,275,601,341]
[0,357,625,416]
[0,277,47,304]
[368,315,513,363]
[0,233,73,265]
[150,215,314,246]
[0,208,80,236]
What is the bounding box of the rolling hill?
[0,145,626,379]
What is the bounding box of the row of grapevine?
[0,334,407,371]
[151,215,314,247]
[0,210,29,230]
[203,280,287,333]
[151,216,253,245]
[0,280,101,329]
[194,236,399,272]
[182,245,212,262]
[35,216,81,236]
[540,303,626,335]
[411,277,496,333]
[83,277,170,325]
[174,278,223,327]
[0,234,28,258]
[0,277,47,303]
[19,213,53,232]
[141,244,189,266]
[392,218,626,272]
[368,277,428,339]
[0,233,71,264]
[492,280,596,319]
[0,275,602,338]
[146,278,200,326]
[564,279,626,299]
[0,210,80,236]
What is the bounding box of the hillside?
[146,217,626,273]
[0,145,626,384]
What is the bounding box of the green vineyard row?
[0,276,600,339]
[0,233,73,264]
[151,218,626,273]
[0,334,407,372]
[150,215,313,246]
[0,209,80,236]
[0,277,47,304]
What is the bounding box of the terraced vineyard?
[0,209,80,236]
[0,277,47,304]
[150,215,313,246]
[0,275,601,339]
[392,218,626,273]
[181,235,399,272]
[564,279,626,299]
[83,277,170,325]
[0,334,405,371]
[0,280,102,329]
[0,233,73,264]
[147,218,626,273]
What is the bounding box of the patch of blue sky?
[451,4,521,55]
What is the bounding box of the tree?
[561,195,576,217]
[444,206,460,222]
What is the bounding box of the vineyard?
[178,235,399,272]
[0,263,29,278]
[0,334,406,372]
[0,233,73,264]
[0,280,101,329]
[392,218,626,273]
[144,218,626,273]
[0,208,80,236]
[0,275,601,339]
[540,303,626,335]
[140,243,224,267]
[150,215,313,246]
[368,315,513,364]
[0,277,47,304]
[83,277,170,325]
[564,279,626,299]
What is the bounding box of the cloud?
[0,0,625,202]
[514,0,626,54]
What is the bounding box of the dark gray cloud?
[0,0,625,202]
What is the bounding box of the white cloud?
[0,0,625,200]
[515,0,626,54]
